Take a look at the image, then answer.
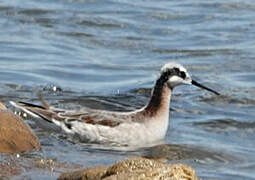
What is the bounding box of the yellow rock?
[0,101,41,154]
[59,157,199,180]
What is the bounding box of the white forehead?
[160,62,187,73]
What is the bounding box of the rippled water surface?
[1,0,255,179]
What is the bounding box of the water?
[1,0,255,179]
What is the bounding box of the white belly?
[64,119,168,146]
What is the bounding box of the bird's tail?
[10,94,59,123]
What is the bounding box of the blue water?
[1,0,255,179]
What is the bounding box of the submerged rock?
[0,155,83,178]
[59,157,199,180]
[0,101,40,154]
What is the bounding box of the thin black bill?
[192,80,220,95]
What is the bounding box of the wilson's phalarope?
[10,62,219,146]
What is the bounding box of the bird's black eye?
[173,67,179,73]
[180,71,186,79]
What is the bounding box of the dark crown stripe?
[161,67,186,81]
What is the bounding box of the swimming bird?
[10,62,220,146]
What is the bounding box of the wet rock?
[59,166,108,180]
[59,157,199,180]
[0,102,40,154]
[0,155,83,178]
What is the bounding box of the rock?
[0,156,83,178]
[59,157,199,180]
[0,101,41,154]
[59,166,108,180]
